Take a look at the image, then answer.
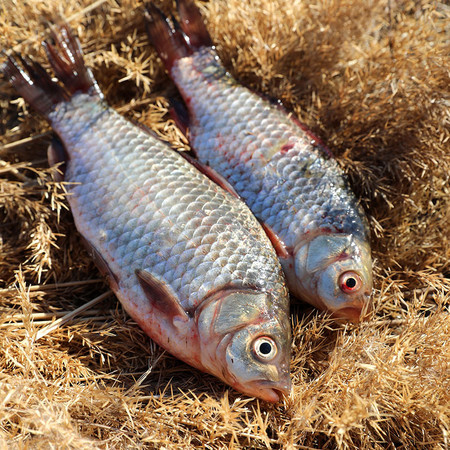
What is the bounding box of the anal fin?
[136,269,189,322]
[81,236,120,291]
[47,136,69,181]
[169,97,190,136]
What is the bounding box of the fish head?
[295,234,373,321]
[196,288,291,402]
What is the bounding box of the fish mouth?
[249,378,292,403]
[332,306,363,322]
[332,297,372,322]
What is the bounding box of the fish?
[1,22,292,402]
[145,0,373,322]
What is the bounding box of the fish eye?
[253,337,277,361]
[339,271,362,294]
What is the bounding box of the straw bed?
[0,0,449,448]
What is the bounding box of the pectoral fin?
[259,222,290,259]
[135,269,189,322]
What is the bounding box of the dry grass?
[0,0,449,448]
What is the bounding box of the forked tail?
[145,0,212,72]
[1,22,102,119]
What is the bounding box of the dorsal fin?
[287,113,333,158]
[179,151,241,200]
[275,104,333,158]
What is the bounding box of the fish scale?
[1,23,292,401]
[174,48,366,244]
[173,50,368,245]
[51,94,285,311]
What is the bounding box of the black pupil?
[346,277,357,288]
[259,342,272,355]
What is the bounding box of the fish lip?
[332,297,372,322]
[249,378,292,403]
[262,388,280,403]
[332,306,364,322]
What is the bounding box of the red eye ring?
[339,271,362,294]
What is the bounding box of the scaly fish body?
[147,1,373,320]
[2,24,291,402]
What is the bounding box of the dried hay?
[0,0,449,448]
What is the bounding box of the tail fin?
[1,22,101,119]
[176,0,212,48]
[1,52,68,117]
[44,23,101,98]
[145,0,212,72]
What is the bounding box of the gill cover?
[196,288,291,402]
[295,234,372,319]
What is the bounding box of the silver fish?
[1,23,291,402]
[146,0,373,321]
